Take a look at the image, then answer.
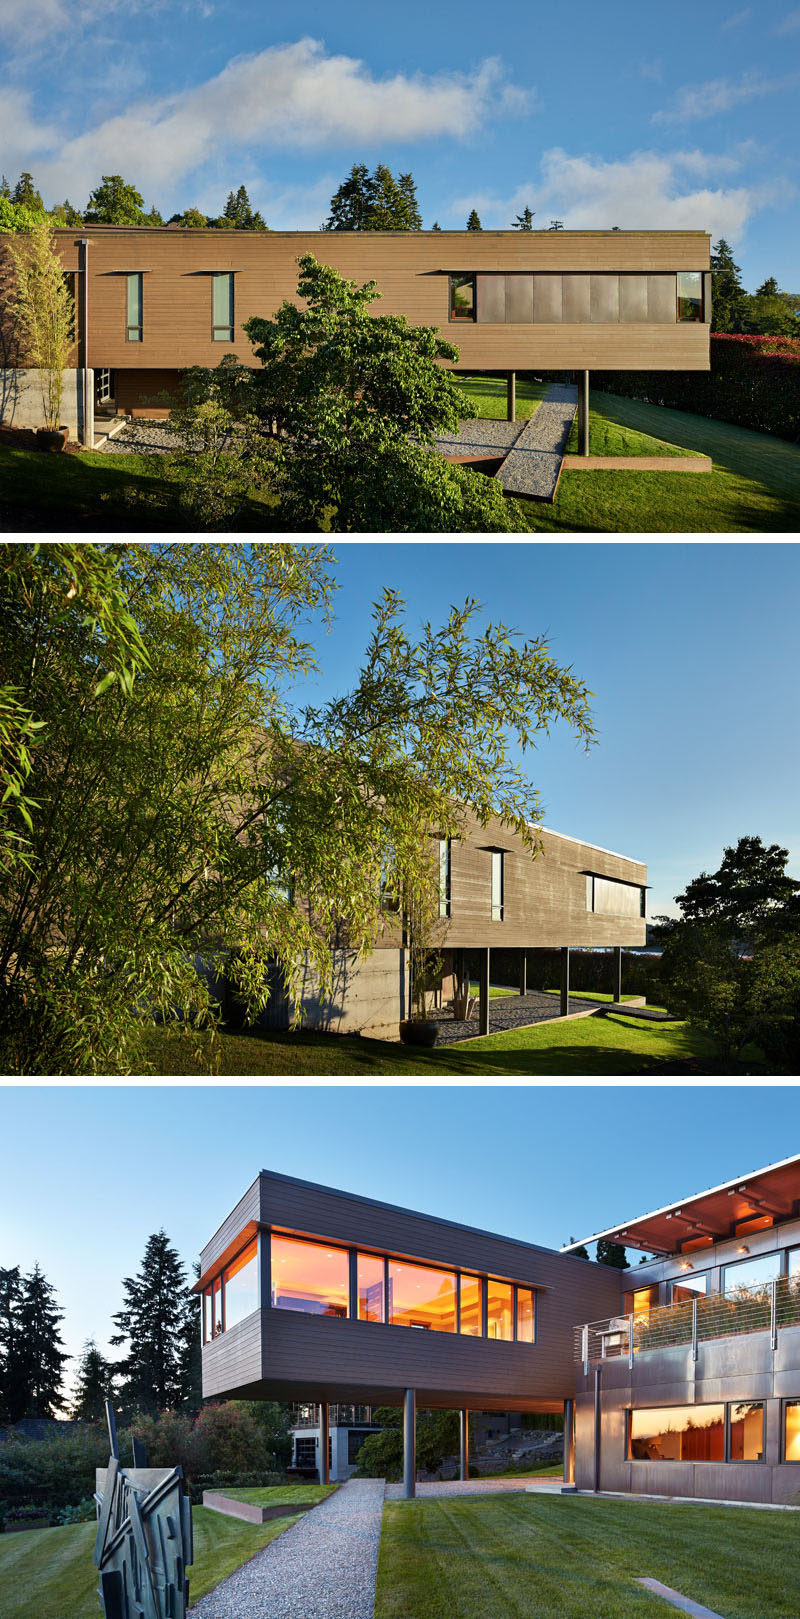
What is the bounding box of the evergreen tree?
[0,1266,27,1424]
[178,1264,202,1416]
[567,1238,590,1260]
[710,238,747,333]
[326,163,421,231]
[0,175,12,199]
[466,209,482,231]
[85,175,149,226]
[595,1239,629,1269]
[12,172,44,211]
[111,1231,194,1416]
[51,199,83,226]
[431,220,442,231]
[71,1339,116,1423]
[512,206,535,230]
[17,1264,68,1416]
[215,186,267,231]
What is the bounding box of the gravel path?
[495,383,577,500]
[434,988,604,1043]
[188,1480,384,1619]
[98,421,184,455]
[384,1477,564,1499]
[433,417,526,457]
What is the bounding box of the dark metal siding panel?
[200,1177,261,1273]
[533,275,563,323]
[590,275,620,323]
[562,275,591,323]
[201,1310,262,1397]
[505,275,534,323]
[647,274,676,323]
[476,276,506,322]
[619,276,649,322]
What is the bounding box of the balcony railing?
[575,1276,800,1368]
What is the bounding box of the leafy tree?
[5,218,75,429]
[84,175,149,226]
[13,172,44,211]
[326,164,421,231]
[1,541,592,1074]
[0,197,47,233]
[661,922,800,1067]
[512,206,535,230]
[70,1340,116,1423]
[710,238,747,333]
[111,1231,196,1417]
[16,1265,68,1416]
[674,836,800,940]
[51,199,83,226]
[244,254,523,532]
[213,185,267,231]
[741,282,800,339]
[353,1406,460,1480]
[168,208,208,228]
[466,209,482,231]
[0,1267,28,1424]
[595,1239,628,1269]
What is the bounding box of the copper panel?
[504,275,534,323]
[533,274,563,323]
[647,275,676,323]
[562,275,591,322]
[590,275,620,322]
[619,275,649,322]
[476,275,506,323]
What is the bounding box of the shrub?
[0,1425,111,1513]
[593,334,800,443]
[53,1497,97,1525]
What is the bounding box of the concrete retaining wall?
[0,367,90,439]
[296,948,409,1042]
[202,1491,314,1524]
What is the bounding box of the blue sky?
[2,1084,798,1394]
[296,541,800,921]
[1,1,798,288]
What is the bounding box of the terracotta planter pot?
[399,1019,438,1048]
[36,426,69,452]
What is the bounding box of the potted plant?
[7,218,75,452]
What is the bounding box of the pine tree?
[326,164,421,231]
[466,209,482,231]
[0,1266,28,1424]
[595,1239,629,1269]
[0,176,11,199]
[51,199,83,226]
[710,238,747,333]
[17,1265,68,1416]
[512,206,535,230]
[71,1340,116,1423]
[431,221,442,231]
[217,186,267,231]
[12,172,44,211]
[566,1238,590,1260]
[111,1231,194,1416]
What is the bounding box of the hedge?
[593,334,800,442]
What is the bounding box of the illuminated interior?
[460,1275,482,1336]
[357,1253,385,1323]
[212,1275,223,1337]
[624,1285,659,1317]
[487,1280,513,1340]
[517,1288,535,1343]
[730,1402,764,1461]
[629,1404,724,1462]
[271,1234,349,1317]
[785,1401,800,1461]
[670,1273,708,1304]
[224,1237,258,1330]
[388,1260,456,1332]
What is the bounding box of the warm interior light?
[681,1261,694,1271]
[738,1244,750,1254]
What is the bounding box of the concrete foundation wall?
[296,948,409,1041]
[0,367,90,438]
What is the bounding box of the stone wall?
[0,367,90,439]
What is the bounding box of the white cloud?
[0,40,527,205]
[721,8,751,28]
[653,72,800,123]
[452,147,762,245]
[0,0,205,38]
[0,88,58,156]
[775,7,800,30]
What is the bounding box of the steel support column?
[593,1366,601,1492]
[507,370,516,422]
[519,951,527,997]
[560,946,570,1017]
[612,946,623,1003]
[80,238,94,448]
[580,369,590,457]
[459,1410,469,1481]
[319,1402,330,1485]
[403,1388,416,1499]
[563,1399,575,1486]
[478,947,490,1036]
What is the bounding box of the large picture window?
[223,1237,258,1329]
[629,1404,724,1462]
[388,1260,456,1331]
[722,1251,780,1295]
[357,1253,385,1323]
[271,1234,349,1317]
[449,274,475,321]
[587,875,644,918]
[487,1279,513,1340]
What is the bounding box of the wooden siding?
[3,227,710,376]
[199,1170,624,1409]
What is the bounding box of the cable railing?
[574,1275,800,1367]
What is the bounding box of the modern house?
[0,226,711,444]
[196,1155,800,1504]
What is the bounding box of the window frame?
[782,1398,800,1462]
[677,270,704,323]
[270,1231,351,1320]
[212,271,235,342]
[491,850,505,923]
[627,1402,726,1463]
[449,273,476,322]
[126,272,143,343]
[727,1399,766,1464]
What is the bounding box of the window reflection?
[730,1402,764,1461]
[357,1253,385,1322]
[677,271,703,321]
[670,1273,708,1304]
[450,274,475,320]
[224,1237,258,1329]
[722,1251,780,1295]
[213,1275,223,1337]
[388,1260,456,1331]
[487,1280,513,1340]
[785,1401,800,1461]
[629,1404,724,1462]
[460,1275,482,1336]
[203,1289,212,1344]
[271,1234,349,1317]
[517,1288,535,1343]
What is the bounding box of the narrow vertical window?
[449,274,475,320]
[126,273,143,342]
[677,271,703,322]
[439,837,451,919]
[212,272,234,341]
[491,851,504,922]
[516,1288,535,1343]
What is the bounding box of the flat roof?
[561,1151,800,1255]
[36,226,711,239]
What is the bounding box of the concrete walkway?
[495,382,577,499]
[188,1479,384,1619]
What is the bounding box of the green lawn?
[452,374,548,420]
[519,390,800,532]
[222,1483,336,1508]
[543,988,661,1008]
[375,1494,798,1619]
[468,980,519,999]
[142,1008,717,1076]
[0,1505,298,1619]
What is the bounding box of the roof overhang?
[561,1152,800,1256]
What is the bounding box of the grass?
[0,1505,298,1619]
[543,988,662,1007]
[517,390,800,533]
[468,980,519,999]
[222,1483,336,1507]
[452,374,548,421]
[487,1460,563,1479]
[374,1494,798,1619]
[141,1008,716,1077]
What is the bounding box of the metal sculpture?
[94,1402,193,1619]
